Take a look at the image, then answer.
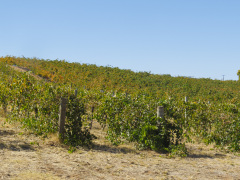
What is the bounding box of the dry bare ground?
[9,65,45,81]
[1,113,240,180]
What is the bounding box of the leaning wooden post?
[185,96,188,119]
[157,106,164,125]
[183,96,189,131]
[59,97,68,142]
[75,88,78,96]
[157,106,164,119]
[90,106,94,129]
[112,91,115,97]
[3,104,7,115]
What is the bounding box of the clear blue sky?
[1,0,239,80]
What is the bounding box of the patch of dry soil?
[1,117,240,180]
[10,65,45,81]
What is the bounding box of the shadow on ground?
[92,142,137,154]
[0,129,35,151]
[0,129,15,136]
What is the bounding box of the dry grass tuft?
[44,133,61,147]
[11,171,61,180]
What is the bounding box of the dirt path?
[1,116,240,180]
[10,65,45,81]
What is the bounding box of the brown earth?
[9,65,46,81]
[1,114,240,180]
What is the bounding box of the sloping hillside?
[1,56,240,153]
[1,56,239,103]
[0,56,240,179]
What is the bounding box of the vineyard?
[0,56,239,155]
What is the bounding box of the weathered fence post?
[59,97,67,142]
[112,91,115,97]
[90,106,94,129]
[185,96,188,119]
[75,88,78,96]
[157,106,164,119]
[3,104,7,115]
[157,106,164,127]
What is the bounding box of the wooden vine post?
[59,97,68,142]
[112,91,116,97]
[75,88,78,96]
[157,106,164,125]
[3,105,7,115]
[185,96,188,119]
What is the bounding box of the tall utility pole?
[222,75,225,81]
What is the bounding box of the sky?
[0,0,239,80]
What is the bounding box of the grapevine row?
[0,60,239,153]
